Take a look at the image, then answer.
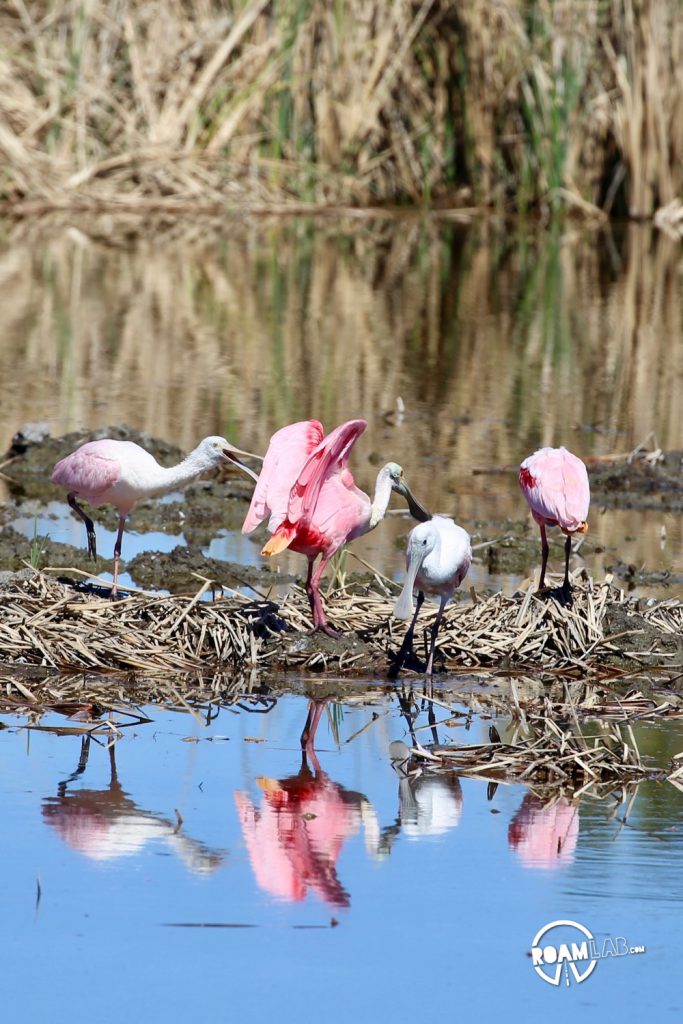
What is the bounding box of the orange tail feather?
[261,531,294,557]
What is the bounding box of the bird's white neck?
[145,446,218,497]
[368,470,394,530]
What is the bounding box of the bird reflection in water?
[42,735,225,873]
[508,792,579,869]
[384,740,463,847]
[235,702,381,907]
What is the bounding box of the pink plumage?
[241,420,325,534]
[519,446,590,533]
[53,440,142,514]
[52,433,256,598]
[519,446,590,594]
[242,418,424,634]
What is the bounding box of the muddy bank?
[588,450,683,511]
[126,546,294,593]
[2,426,682,600]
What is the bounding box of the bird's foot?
[313,622,342,639]
[388,648,427,679]
[534,583,573,607]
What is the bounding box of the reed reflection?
[1,217,681,579]
[42,735,225,873]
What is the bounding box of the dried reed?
[1,568,681,678]
[0,1,680,214]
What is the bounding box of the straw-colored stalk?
[0,1,680,214]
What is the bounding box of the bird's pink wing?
[242,421,324,534]
[519,448,589,531]
[52,441,121,501]
[288,419,367,526]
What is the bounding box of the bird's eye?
[422,539,427,546]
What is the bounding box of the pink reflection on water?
[235,701,377,907]
[508,794,579,870]
[43,738,224,873]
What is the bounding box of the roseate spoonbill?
[242,418,430,636]
[518,446,590,598]
[52,435,260,597]
[392,516,472,678]
[234,701,379,907]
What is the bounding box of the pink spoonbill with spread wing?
[242,419,430,635]
[392,515,472,678]
[52,435,261,597]
[518,446,590,598]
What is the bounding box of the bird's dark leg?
[68,493,97,561]
[308,556,341,637]
[389,592,425,679]
[537,522,549,591]
[425,597,447,681]
[559,533,574,605]
[58,734,92,796]
[110,514,126,600]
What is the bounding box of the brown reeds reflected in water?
[0,215,681,581]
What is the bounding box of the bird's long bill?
[393,548,427,620]
[223,445,262,483]
[398,480,432,523]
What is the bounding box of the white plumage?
[393,516,472,677]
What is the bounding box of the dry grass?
[0,1,681,214]
[399,713,656,788]
[1,567,682,676]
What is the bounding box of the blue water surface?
[1,692,681,1023]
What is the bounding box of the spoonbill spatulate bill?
[242,418,431,636]
[393,515,472,678]
[52,435,261,598]
[518,446,590,599]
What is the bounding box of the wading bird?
[392,516,472,678]
[242,419,430,636]
[52,435,260,598]
[518,446,590,599]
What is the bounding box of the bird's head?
[393,520,438,620]
[382,462,432,523]
[197,436,262,481]
[406,520,439,563]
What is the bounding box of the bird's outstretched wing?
[242,420,324,534]
[288,419,367,527]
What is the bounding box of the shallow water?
[0,215,682,595]
[2,691,682,1022]
[1,214,682,1020]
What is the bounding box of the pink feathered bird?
[519,446,590,597]
[242,419,429,635]
[52,435,260,597]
